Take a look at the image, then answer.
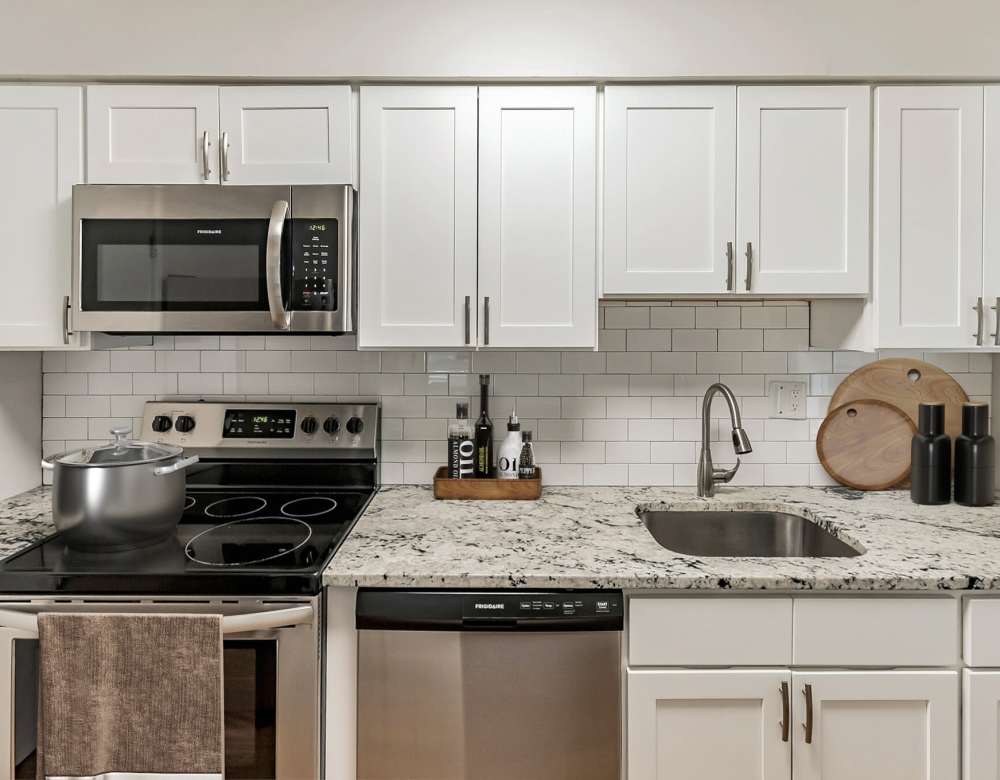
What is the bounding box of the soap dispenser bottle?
[497,406,522,480]
[911,402,951,505]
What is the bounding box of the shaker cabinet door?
[964,670,1000,780]
[875,86,984,348]
[982,86,1000,344]
[627,669,792,780]
[737,86,870,295]
[792,671,959,780]
[86,85,219,184]
[604,86,736,295]
[478,86,597,348]
[358,86,478,348]
[0,86,84,348]
[218,86,353,185]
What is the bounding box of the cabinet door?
[737,86,870,295]
[218,86,353,185]
[875,86,984,348]
[627,669,791,780]
[478,86,597,348]
[792,671,958,780]
[964,671,1000,780]
[358,86,477,348]
[86,85,219,184]
[604,86,736,295]
[983,87,1000,344]
[0,86,83,348]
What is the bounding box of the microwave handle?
[266,199,291,330]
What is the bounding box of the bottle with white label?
[447,402,475,479]
[497,406,522,480]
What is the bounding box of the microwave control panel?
[290,219,338,311]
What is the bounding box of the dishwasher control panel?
[357,589,623,631]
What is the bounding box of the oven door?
[0,599,320,780]
[73,184,291,333]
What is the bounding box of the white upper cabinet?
[875,86,984,348]
[218,86,353,185]
[358,86,478,349]
[737,86,871,295]
[0,86,83,348]
[478,86,597,348]
[87,85,220,184]
[604,86,737,295]
[792,671,958,780]
[983,87,1000,345]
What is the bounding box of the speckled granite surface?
[323,485,1000,590]
[0,486,54,559]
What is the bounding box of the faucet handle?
[713,458,742,484]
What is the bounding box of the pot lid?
[48,428,183,467]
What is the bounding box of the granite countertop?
[323,485,1000,591]
[0,486,54,558]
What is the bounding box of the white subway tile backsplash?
[45,302,991,487]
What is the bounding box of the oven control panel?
[142,401,378,453]
[290,219,338,312]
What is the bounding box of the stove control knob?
[323,416,340,435]
[346,416,364,435]
[174,415,196,433]
[300,416,318,435]
[151,415,173,433]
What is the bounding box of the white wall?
[2,0,1000,81]
[0,353,41,498]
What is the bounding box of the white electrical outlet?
[768,380,807,419]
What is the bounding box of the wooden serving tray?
[433,466,542,500]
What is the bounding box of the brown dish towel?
[37,613,224,780]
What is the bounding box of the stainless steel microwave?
[71,184,355,334]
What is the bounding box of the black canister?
[955,402,995,506]
[911,402,951,505]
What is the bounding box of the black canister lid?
[918,402,945,435]
[962,402,990,437]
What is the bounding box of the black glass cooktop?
[0,489,373,596]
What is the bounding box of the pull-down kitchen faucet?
[697,382,753,498]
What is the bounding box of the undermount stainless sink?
[638,507,863,558]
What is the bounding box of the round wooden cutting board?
[817,399,917,490]
[828,358,968,443]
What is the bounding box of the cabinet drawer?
[963,599,1000,667]
[793,597,958,667]
[629,597,792,666]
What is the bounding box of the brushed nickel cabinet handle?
[992,297,1000,346]
[779,682,790,743]
[802,683,814,744]
[464,295,471,345]
[62,294,71,345]
[974,296,985,346]
[726,241,735,291]
[221,131,231,181]
[201,131,212,181]
[745,242,753,292]
[483,296,490,346]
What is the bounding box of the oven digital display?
[223,410,296,438]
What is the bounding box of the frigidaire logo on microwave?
[196,229,222,235]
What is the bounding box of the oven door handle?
[0,605,314,636]
[266,199,291,330]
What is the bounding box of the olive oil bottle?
[474,374,494,477]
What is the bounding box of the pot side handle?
[41,458,54,471]
[153,455,200,477]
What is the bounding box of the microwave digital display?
[223,410,296,438]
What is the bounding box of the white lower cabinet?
[964,671,1000,780]
[627,669,791,780]
[791,671,958,780]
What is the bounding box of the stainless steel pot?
[41,427,199,551]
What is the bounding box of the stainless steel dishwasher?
[356,589,623,780]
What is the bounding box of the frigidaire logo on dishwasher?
[474,603,505,610]
[196,229,222,235]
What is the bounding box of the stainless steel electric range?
[0,401,378,779]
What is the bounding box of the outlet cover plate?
[768,380,807,419]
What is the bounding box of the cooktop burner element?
[0,401,380,596]
[280,496,338,518]
[185,516,314,567]
[204,495,267,518]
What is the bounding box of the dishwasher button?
[595,600,610,613]
[542,601,556,611]
[519,601,532,611]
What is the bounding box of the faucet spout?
[697,383,753,498]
